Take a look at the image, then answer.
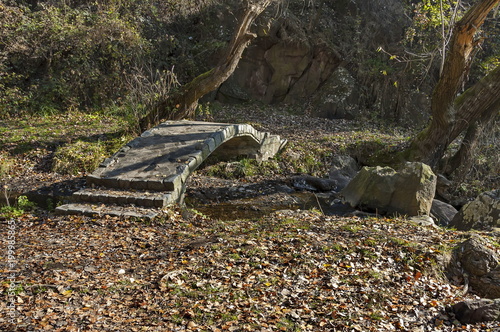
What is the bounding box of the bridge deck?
[96,122,227,180]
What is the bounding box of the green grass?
[0,152,14,177]
[341,224,363,233]
[1,111,129,148]
[0,110,133,176]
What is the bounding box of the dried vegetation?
[1,105,499,331]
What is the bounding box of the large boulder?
[340,162,436,216]
[449,190,500,231]
[446,234,500,299]
[311,67,361,120]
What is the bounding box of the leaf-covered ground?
[1,210,499,331]
[1,105,499,331]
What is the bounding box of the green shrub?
[52,140,108,175]
[0,195,36,218]
[0,3,149,116]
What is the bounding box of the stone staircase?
[55,120,286,219]
[56,165,186,219]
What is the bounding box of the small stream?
[185,191,353,221]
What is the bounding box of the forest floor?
[0,104,499,331]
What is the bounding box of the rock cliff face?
[217,12,342,105]
[216,0,431,126]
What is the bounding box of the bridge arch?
[166,122,287,203]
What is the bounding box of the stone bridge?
[56,120,287,219]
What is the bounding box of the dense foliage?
[1,0,498,117]
[405,0,500,83]
[0,0,230,117]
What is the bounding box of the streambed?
[185,175,354,220]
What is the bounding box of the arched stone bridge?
[56,121,287,218]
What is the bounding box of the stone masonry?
[56,120,287,219]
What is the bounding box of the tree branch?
[431,0,499,129]
[139,0,274,131]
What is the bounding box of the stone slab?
[73,188,172,207]
[55,203,160,220]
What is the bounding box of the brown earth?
[1,105,499,331]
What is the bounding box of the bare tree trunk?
[139,0,272,131]
[404,0,500,167]
[443,69,500,176]
[449,65,500,140]
[405,64,500,166]
[444,111,496,179]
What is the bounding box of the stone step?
[72,188,173,208]
[86,174,181,192]
[55,203,160,220]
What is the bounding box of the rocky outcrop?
[431,199,458,226]
[217,12,342,105]
[449,190,500,231]
[340,162,436,216]
[328,155,360,191]
[451,299,500,324]
[446,234,500,299]
[311,67,361,120]
[215,0,432,125]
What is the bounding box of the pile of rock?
[321,157,500,324]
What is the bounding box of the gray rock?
[446,234,500,299]
[435,174,453,202]
[311,67,361,120]
[409,216,436,228]
[328,155,360,191]
[449,190,500,231]
[291,175,337,192]
[452,299,500,324]
[340,162,436,216]
[328,201,358,216]
[276,184,294,194]
[431,199,458,226]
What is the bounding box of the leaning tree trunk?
[139,0,272,131]
[404,0,500,167]
[444,105,497,179]
[448,65,500,140]
[443,66,500,177]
